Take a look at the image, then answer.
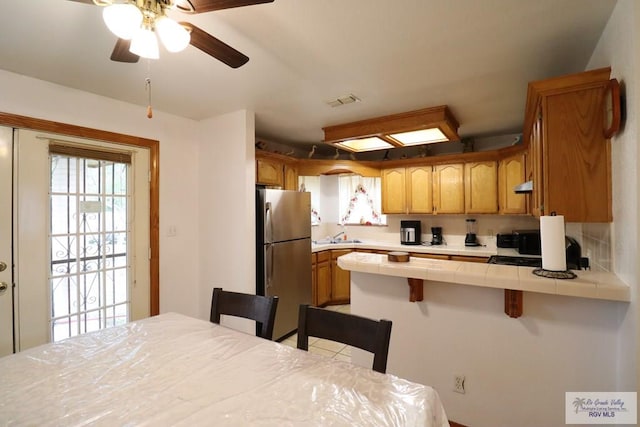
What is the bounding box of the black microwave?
[497,230,541,255]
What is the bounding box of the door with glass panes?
[3,129,150,353]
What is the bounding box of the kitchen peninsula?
[338,252,631,427]
[337,251,630,306]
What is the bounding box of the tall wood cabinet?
[523,67,613,222]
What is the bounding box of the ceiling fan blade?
[175,0,274,14]
[110,39,140,63]
[182,22,249,68]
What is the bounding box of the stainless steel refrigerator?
[256,188,312,341]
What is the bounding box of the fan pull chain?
[145,77,153,119]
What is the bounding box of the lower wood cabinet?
[314,251,332,306]
[312,250,349,306]
[312,249,489,306]
[331,249,352,303]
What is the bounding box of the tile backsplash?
[580,223,612,272]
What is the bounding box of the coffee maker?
[431,227,443,245]
[400,220,421,245]
[465,218,480,247]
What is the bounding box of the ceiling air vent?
[325,94,360,107]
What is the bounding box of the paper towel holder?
[534,211,577,279]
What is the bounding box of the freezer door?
[264,238,312,340]
[263,189,310,243]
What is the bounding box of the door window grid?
[49,155,130,342]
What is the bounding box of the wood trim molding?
[0,112,160,316]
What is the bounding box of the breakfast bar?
[337,252,630,318]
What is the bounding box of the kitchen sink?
[313,239,362,245]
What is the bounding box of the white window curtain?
[299,176,321,224]
[338,174,386,225]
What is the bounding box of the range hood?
[514,180,533,193]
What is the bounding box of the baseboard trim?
[449,422,468,427]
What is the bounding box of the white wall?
[351,272,629,427]
[198,110,256,332]
[0,69,204,319]
[586,0,638,395]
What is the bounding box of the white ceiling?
[0,0,616,155]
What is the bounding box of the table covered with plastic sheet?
[0,312,449,426]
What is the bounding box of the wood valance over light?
[322,106,460,153]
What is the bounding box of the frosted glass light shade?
[337,137,393,152]
[389,128,449,146]
[102,4,143,40]
[156,17,191,52]
[130,27,160,59]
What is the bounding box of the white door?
[0,127,14,356]
[8,129,150,352]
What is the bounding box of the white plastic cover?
[0,313,449,426]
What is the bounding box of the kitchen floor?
[281,304,351,362]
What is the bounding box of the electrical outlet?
[454,374,466,394]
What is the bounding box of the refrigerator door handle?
[266,243,273,288]
[265,201,273,244]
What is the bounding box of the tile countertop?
[312,240,502,257]
[337,252,630,303]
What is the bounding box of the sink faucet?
[331,231,344,242]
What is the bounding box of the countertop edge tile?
[338,252,630,303]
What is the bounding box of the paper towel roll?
[540,215,566,271]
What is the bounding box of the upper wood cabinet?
[465,161,498,214]
[255,151,298,190]
[523,67,613,222]
[381,168,406,214]
[381,166,432,214]
[499,153,527,214]
[433,163,464,214]
[283,164,298,191]
[407,166,433,213]
[256,157,284,187]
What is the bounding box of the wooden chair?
[210,288,279,340]
[296,304,392,373]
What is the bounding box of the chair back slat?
[210,288,279,340]
[297,304,392,373]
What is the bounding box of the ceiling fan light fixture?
[156,16,191,52]
[130,26,160,59]
[102,3,143,40]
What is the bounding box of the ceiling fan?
[68,0,274,68]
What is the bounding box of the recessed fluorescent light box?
[323,105,460,153]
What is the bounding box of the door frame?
[0,112,160,315]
